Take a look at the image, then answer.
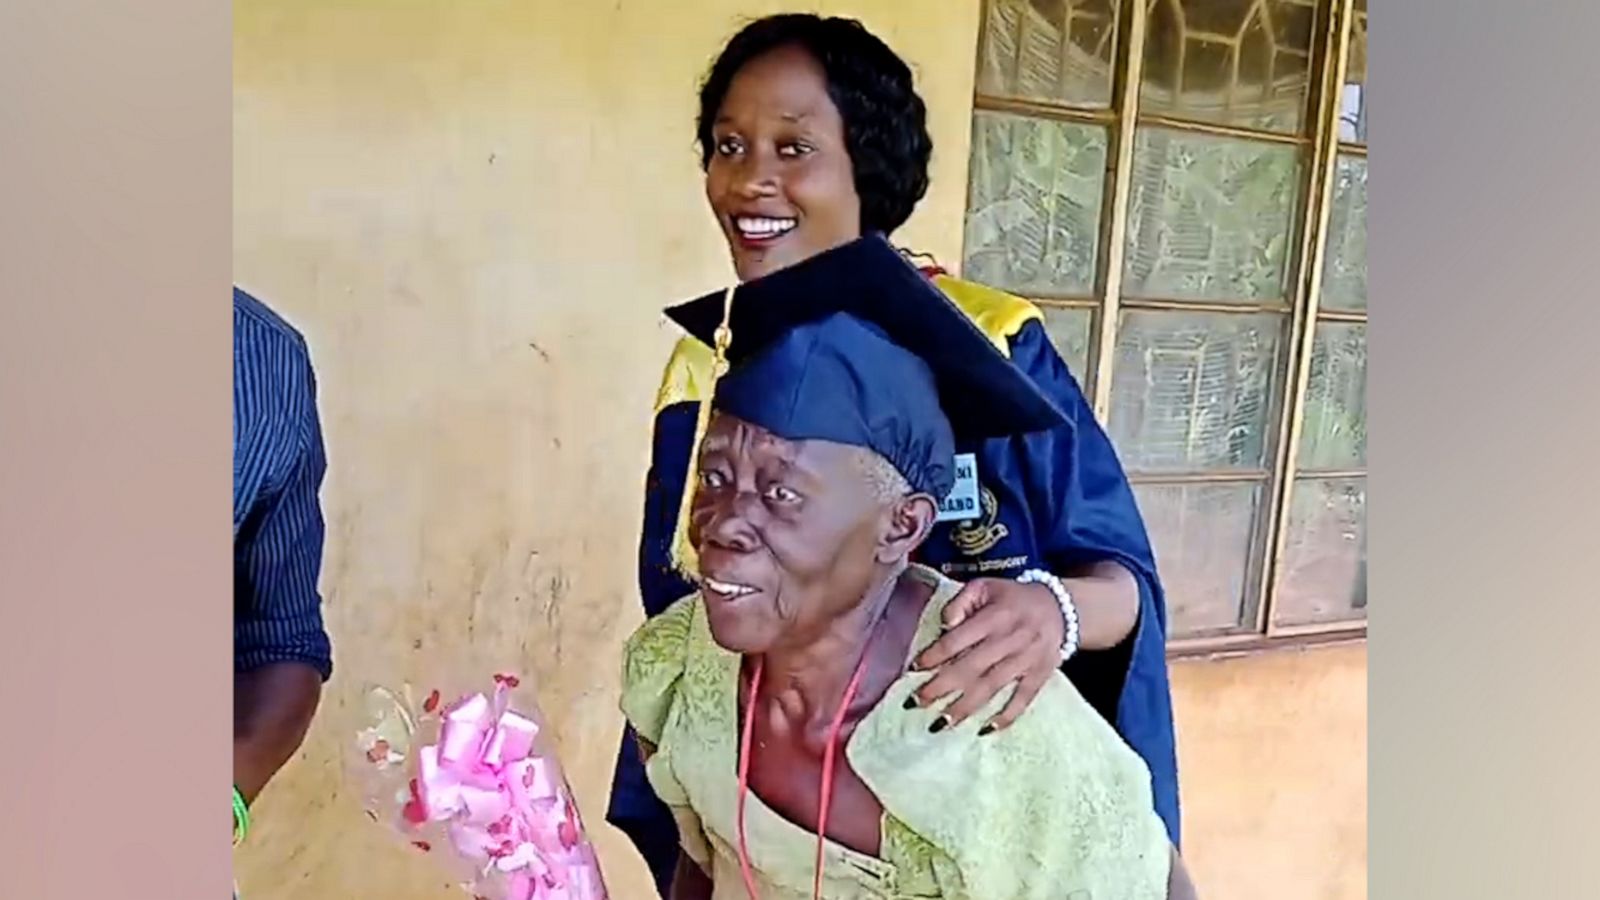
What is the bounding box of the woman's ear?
[879,493,938,565]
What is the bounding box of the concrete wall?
[234,3,981,898]
[1173,643,1368,900]
[233,3,1366,898]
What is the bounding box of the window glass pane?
[963,111,1108,296]
[1121,127,1301,301]
[1320,154,1367,310]
[1298,322,1366,470]
[977,0,1119,109]
[1108,310,1286,472]
[1338,3,1368,143]
[1140,0,1317,135]
[1274,476,1366,626]
[1135,481,1265,635]
[1040,305,1095,381]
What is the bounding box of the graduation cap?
[663,235,1067,574]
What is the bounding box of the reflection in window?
[1041,305,1096,380]
[1109,311,1284,472]
[1298,323,1367,470]
[960,0,1370,646]
[1122,128,1301,301]
[963,111,1108,296]
[1134,481,1264,634]
[1140,0,1318,134]
[1338,3,1368,143]
[1274,476,1367,625]
[977,0,1121,109]
[1320,155,1367,310]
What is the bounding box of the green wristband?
[232,787,250,846]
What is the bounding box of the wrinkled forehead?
[710,406,908,490]
[703,411,870,480]
[703,411,793,458]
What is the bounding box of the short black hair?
[696,14,933,236]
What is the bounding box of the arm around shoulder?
[858,672,1171,899]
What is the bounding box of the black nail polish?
[978,724,996,737]
[902,696,919,710]
[928,716,949,734]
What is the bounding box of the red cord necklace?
[734,628,882,900]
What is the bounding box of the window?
[962,0,1367,650]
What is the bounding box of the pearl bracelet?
[1018,568,1080,663]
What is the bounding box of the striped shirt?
[234,288,333,680]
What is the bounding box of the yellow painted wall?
[233,3,981,898]
[234,3,1366,898]
[1172,643,1369,900]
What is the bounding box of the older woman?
[610,14,1180,893]
[622,238,1195,900]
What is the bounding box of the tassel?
[669,284,738,578]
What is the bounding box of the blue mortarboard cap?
[665,235,1067,498]
[714,313,956,496]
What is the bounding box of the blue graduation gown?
[608,275,1181,895]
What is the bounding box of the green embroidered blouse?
[621,565,1170,899]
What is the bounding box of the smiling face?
[703,44,863,282]
[689,413,935,654]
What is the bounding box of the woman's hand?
[909,562,1143,733]
[909,577,1064,735]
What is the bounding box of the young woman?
[608,16,1180,894]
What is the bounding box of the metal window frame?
[967,0,1367,653]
